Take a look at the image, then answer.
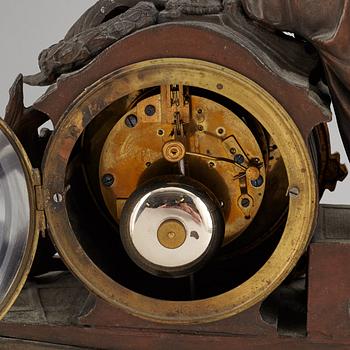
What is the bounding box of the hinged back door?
[0,118,40,319]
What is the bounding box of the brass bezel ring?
[43,59,317,324]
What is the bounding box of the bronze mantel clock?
[0,1,349,349]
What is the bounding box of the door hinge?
[32,169,47,238]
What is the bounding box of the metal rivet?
[208,161,216,168]
[217,127,225,136]
[53,193,63,203]
[145,105,156,117]
[125,115,138,128]
[217,83,224,90]
[198,125,204,132]
[102,174,115,187]
[158,129,165,136]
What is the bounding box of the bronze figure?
[24,2,159,86]
[23,0,350,161]
[241,0,350,160]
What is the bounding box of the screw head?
[234,154,245,165]
[102,174,115,187]
[288,186,300,197]
[145,105,156,117]
[241,198,250,208]
[251,175,264,188]
[53,193,63,203]
[125,115,138,128]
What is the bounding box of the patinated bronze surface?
[241,0,350,161]
[22,0,350,161]
[23,2,159,86]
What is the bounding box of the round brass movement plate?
[162,141,186,163]
[99,83,266,246]
[43,58,317,324]
[157,219,187,249]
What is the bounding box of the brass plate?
[43,59,317,324]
